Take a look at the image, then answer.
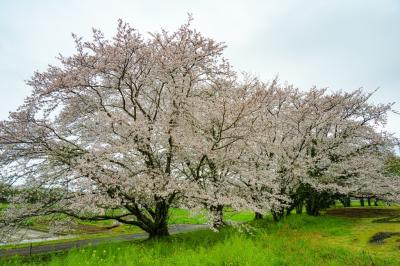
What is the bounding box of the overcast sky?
[0,0,399,137]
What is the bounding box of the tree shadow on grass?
[369,232,400,244]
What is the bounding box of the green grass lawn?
[333,199,399,208]
[0,208,254,250]
[2,207,400,266]
[5,202,395,237]
[168,208,255,225]
[17,208,255,236]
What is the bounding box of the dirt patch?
[326,208,400,218]
[369,232,400,244]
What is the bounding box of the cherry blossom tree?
[237,84,398,219]
[267,88,396,216]
[177,77,288,227]
[298,90,396,213]
[0,18,246,238]
[0,18,398,241]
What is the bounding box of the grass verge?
[2,209,400,266]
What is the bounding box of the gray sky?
[0,0,399,136]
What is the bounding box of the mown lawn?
[2,207,400,266]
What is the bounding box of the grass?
[0,203,7,211]
[0,208,252,250]
[4,201,393,236]
[2,207,400,266]
[13,208,254,234]
[20,208,252,234]
[168,208,255,225]
[333,199,399,208]
[0,231,143,251]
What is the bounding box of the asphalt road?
[0,224,208,257]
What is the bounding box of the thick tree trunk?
[254,212,263,220]
[305,193,321,216]
[346,197,351,207]
[272,209,284,222]
[296,201,303,214]
[149,200,170,239]
[360,198,364,207]
[340,196,351,207]
[305,201,320,216]
[148,220,169,239]
[374,199,379,206]
[210,205,225,229]
[301,185,333,216]
[129,198,171,239]
[367,197,371,206]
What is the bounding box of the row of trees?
[1,19,399,238]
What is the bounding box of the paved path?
[0,224,208,257]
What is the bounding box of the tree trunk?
[272,209,284,222]
[374,199,379,206]
[305,193,321,216]
[286,206,295,216]
[210,205,225,229]
[148,219,169,239]
[367,197,371,206]
[285,201,297,216]
[296,201,303,214]
[133,199,171,239]
[360,198,364,207]
[340,196,351,207]
[305,200,320,216]
[254,212,263,220]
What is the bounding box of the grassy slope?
[21,208,254,232]
[2,208,400,266]
[0,208,253,250]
